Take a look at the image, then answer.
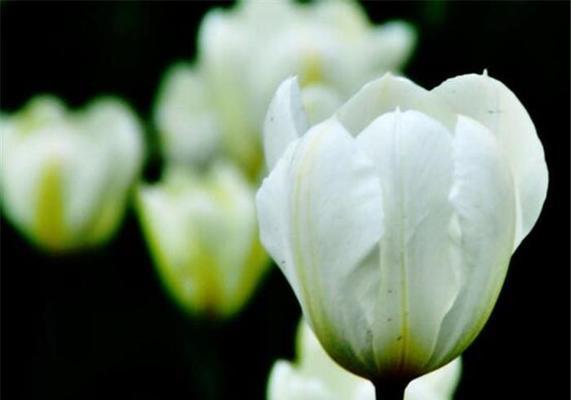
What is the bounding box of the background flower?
[1,96,143,252]
[137,162,268,318]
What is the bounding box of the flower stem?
[372,378,408,400]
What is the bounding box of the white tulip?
[1,96,143,252]
[136,162,268,318]
[256,72,547,393]
[267,320,461,400]
[197,0,416,178]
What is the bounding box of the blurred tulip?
[155,0,415,179]
[137,162,268,318]
[256,72,547,391]
[1,96,143,252]
[267,320,461,400]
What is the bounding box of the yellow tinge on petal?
[34,160,66,251]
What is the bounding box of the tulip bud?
[197,0,416,179]
[1,96,143,252]
[257,73,547,389]
[136,162,269,318]
[267,319,461,400]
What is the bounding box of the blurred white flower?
[137,162,268,318]
[155,0,415,177]
[267,320,461,400]
[257,72,547,382]
[1,96,143,252]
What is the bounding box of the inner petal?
[355,109,461,375]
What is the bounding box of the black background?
[1,1,569,399]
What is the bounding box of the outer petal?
[256,117,384,377]
[296,320,368,400]
[406,358,461,400]
[429,116,516,367]
[238,0,294,30]
[366,21,417,74]
[310,0,370,37]
[336,73,455,137]
[355,110,460,375]
[0,97,71,243]
[192,163,268,316]
[199,10,261,176]
[154,63,220,166]
[432,72,547,248]
[1,123,70,243]
[73,98,143,243]
[301,84,343,126]
[137,170,205,314]
[267,361,331,400]
[263,77,309,170]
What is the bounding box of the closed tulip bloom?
[197,0,415,178]
[256,73,547,395]
[137,162,268,318]
[268,320,461,400]
[1,96,143,252]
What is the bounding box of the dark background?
[1,1,569,399]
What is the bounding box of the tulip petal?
[267,361,332,400]
[432,73,547,248]
[0,98,71,242]
[154,63,221,166]
[263,77,309,170]
[311,0,369,36]
[199,10,262,175]
[336,73,455,137]
[406,358,462,400]
[429,116,516,367]
[367,21,417,73]
[355,110,460,374]
[295,321,370,399]
[257,117,384,376]
[137,171,206,313]
[76,98,143,243]
[301,84,343,126]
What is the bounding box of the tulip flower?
[155,0,414,179]
[136,162,268,318]
[268,319,461,400]
[0,96,143,252]
[256,72,547,398]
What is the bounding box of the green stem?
[372,378,408,400]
